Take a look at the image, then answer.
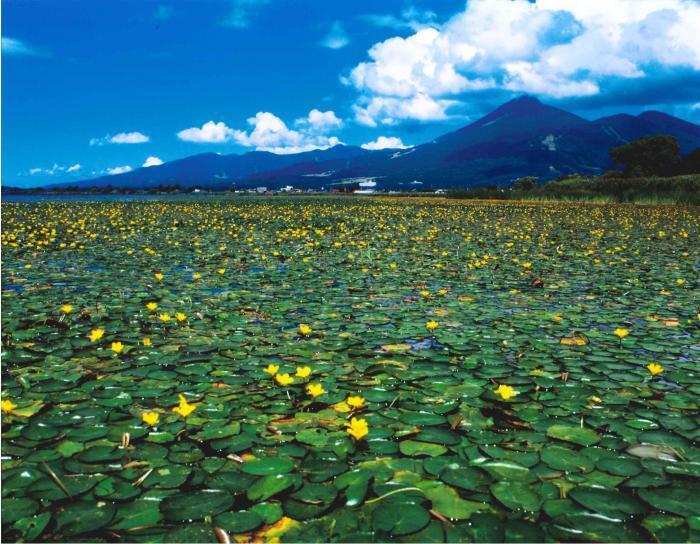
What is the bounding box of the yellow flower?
[347,396,365,409]
[590,396,602,404]
[111,341,124,354]
[494,384,518,400]
[60,304,73,314]
[676,279,685,285]
[420,290,430,298]
[146,302,158,311]
[1,399,18,413]
[647,363,664,376]
[264,364,280,375]
[298,324,312,336]
[175,312,187,322]
[217,268,226,275]
[614,328,629,339]
[159,314,171,322]
[89,328,105,342]
[276,373,295,386]
[143,337,152,347]
[142,412,159,426]
[390,263,397,269]
[426,321,439,332]
[438,289,447,295]
[192,273,202,280]
[307,383,325,398]
[155,273,164,280]
[172,394,196,417]
[295,366,311,378]
[345,417,368,440]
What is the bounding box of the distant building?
[328,177,380,193]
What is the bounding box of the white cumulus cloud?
[320,21,349,49]
[178,110,343,154]
[66,164,81,172]
[361,136,410,150]
[295,109,343,132]
[142,156,164,167]
[107,165,133,175]
[177,121,236,143]
[90,132,150,145]
[349,0,700,125]
[111,132,149,144]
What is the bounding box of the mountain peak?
[506,95,542,105]
[493,95,548,115]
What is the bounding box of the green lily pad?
[372,503,430,536]
[160,490,234,521]
[547,425,600,446]
[491,481,541,512]
[215,511,263,533]
[55,501,117,537]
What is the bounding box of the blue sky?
[3,0,700,187]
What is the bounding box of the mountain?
[53,145,371,191]
[48,96,700,190]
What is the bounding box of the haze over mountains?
[50,96,700,190]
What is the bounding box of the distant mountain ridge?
[47,96,700,190]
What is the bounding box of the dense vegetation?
[449,174,700,204]
[2,197,698,542]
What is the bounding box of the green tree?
[610,135,680,177]
[513,176,538,191]
[678,147,700,175]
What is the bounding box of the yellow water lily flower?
[1,399,18,413]
[647,363,664,376]
[295,366,311,378]
[143,337,152,347]
[307,383,325,397]
[159,314,171,322]
[142,412,159,426]
[192,273,202,280]
[111,341,124,354]
[614,328,629,339]
[155,273,164,280]
[494,384,518,400]
[264,364,280,375]
[216,268,226,275]
[146,302,158,311]
[172,394,196,417]
[276,373,295,386]
[676,279,685,285]
[420,290,430,298]
[347,396,365,409]
[60,304,73,314]
[426,321,439,332]
[175,312,187,322]
[345,417,368,440]
[298,324,312,336]
[89,328,105,342]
